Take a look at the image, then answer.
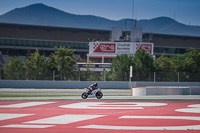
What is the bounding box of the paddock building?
[0,22,200,67]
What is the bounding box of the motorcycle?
[81,88,103,99]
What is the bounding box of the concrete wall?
[132,87,191,96]
[131,82,200,95]
[0,80,200,89]
[133,82,200,87]
[0,80,130,89]
[0,80,200,95]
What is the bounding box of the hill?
[0,3,200,37]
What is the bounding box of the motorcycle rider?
[88,83,98,94]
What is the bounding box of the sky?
[0,0,199,26]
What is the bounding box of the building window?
[104,58,113,63]
[89,58,102,63]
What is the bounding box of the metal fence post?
[0,69,1,80]
[79,67,81,81]
[178,72,179,82]
[104,70,106,81]
[154,72,156,82]
[53,70,55,81]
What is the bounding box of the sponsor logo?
[93,43,115,53]
[136,43,152,54]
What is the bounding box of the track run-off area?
[0,100,200,133]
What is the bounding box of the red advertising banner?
[136,43,152,54]
[93,43,116,53]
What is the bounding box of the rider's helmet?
[94,83,98,87]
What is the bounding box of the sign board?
[89,42,154,55]
[93,43,116,53]
[136,43,153,54]
[76,63,110,68]
[116,43,133,54]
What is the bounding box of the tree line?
[2,47,76,80]
[108,48,200,82]
[1,47,200,81]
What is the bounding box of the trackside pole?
[53,70,55,81]
[129,66,132,92]
[129,66,132,82]
[178,72,179,82]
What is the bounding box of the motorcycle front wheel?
[81,92,88,99]
[96,91,103,99]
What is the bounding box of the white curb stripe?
[119,116,200,120]
[1,124,54,128]
[0,102,55,108]
[0,113,33,121]
[25,114,105,124]
[78,124,200,130]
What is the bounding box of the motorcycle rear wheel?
[96,91,103,99]
[81,92,88,99]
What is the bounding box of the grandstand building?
[0,22,200,67]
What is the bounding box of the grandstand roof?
[1,22,200,49]
[0,22,110,42]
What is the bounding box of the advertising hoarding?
[89,42,154,55]
[93,43,116,53]
[136,43,153,54]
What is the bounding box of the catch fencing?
[0,69,199,82]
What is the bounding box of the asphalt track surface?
[0,88,130,96]
[0,88,200,101]
[1,89,200,132]
[0,100,200,133]
[1,88,200,101]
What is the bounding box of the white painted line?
[104,102,167,107]
[59,102,144,109]
[176,104,200,113]
[25,114,105,124]
[119,116,200,121]
[176,108,200,113]
[0,113,33,121]
[78,124,200,130]
[0,102,55,108]
[188,104,200,108]
[59,102,167,109]
[1,124,54,128]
